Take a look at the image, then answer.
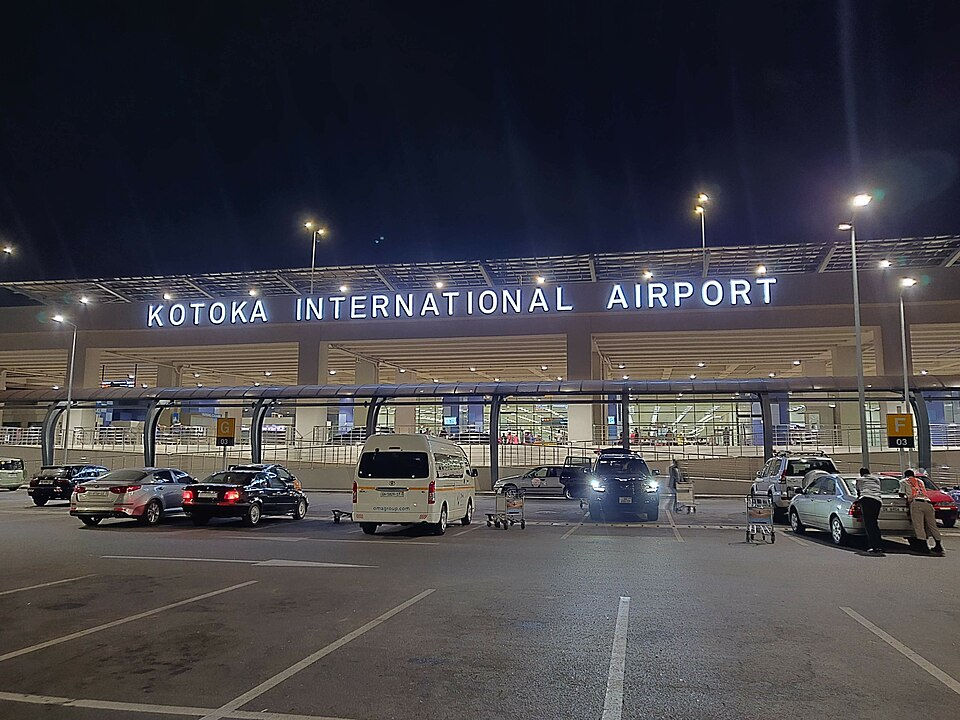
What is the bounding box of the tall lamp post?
[52,314,78,464]
[304,222,327,295]
[899,277,917,467]
[837,192,873,469]
[695,193,709,277]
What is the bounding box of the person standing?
[669,459,683,512]
[856,467,883,555]
[899,469,944,555]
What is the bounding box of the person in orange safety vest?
[899,469,943,555]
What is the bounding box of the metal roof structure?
[2,376,958,406]
[2,235,958,306]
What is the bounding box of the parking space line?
[663,501,684,543]
[102,556,376,569]
[198,588,436,720]
[601,596,631,720]
[0,574,94,597]
[0,581,257,664]
[841,607,960,696]
[0,689,356,719]
[561,511,589,539]
[453,523,483,536]
[781,531,807,546]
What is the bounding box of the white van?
[353,434,477,536]
[0,458,25,491]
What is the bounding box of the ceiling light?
[248,288,258,297]
[264,371,272,377]
[556,376,563,381]
[398,368,406,373]
[689,374,697,380]
[196,383,203,388]
[254,381,261,386]
[768,372,776,378]
[535,276,545,285]
[141,383,148,388]
[162,292,172,301]
[328,369,337,375]
[339,285,349,293]
[900,277,917,288]
[127,374,135,379]
[540,365,548,371]
[494,377,500,382]
[435,281,444,289]
[920,369,929,375]
[622,374,629,380]
[697,362,705,368]
[756,264,767,275]
[793,360,801,366]
[79,296,90,304]
[879,259,891,269]
[52,385,59,390]
[193,372,201,378]
[618,363,625,369]
[433,378,440,383]
[469,366,476,372]
[642,270,653,280]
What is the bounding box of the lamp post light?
[304,222,327,295]
[51,314,78,464]
[695,193,709,277]
[837,192,873,469]
[899,277,917,465]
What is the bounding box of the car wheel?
[433,505,448,535]
[244,503,262,527]
[588,502,602,521]
[33,496,49,507]
[564,487,574,500]
[461,499,473,526]
[830,515,848,546]
[292,498,308,520]
[79,516,101,526]
[646,503,659,522]
[942,516,957,529]
[360,522,377,535]
[139,500,163,526]
[789,509,805,534]
[191,514,211,526]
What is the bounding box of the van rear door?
[357,450,431,514]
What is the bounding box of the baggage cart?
[745,496,775,543]
[486,486,526,529]
[675,480,696,513]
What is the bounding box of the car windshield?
[921,477,938,491]
[39,467,71,478]
[203,471,261,485]
[0,459,24,471]
[97,469,149,483]
[787,458,837,476]
[358,451,429,479]
[596,457,651,476]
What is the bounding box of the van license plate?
[619,497,632,504]
[380,491,403,497]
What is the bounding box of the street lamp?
[898,277,918,468]
[837,192,873,469]
[304,222,327,295]
[52,314,78,464]
[695,193,709,277]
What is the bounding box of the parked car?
[788,471,913,546]
[0,457,25,491]
[230,463,302,491]
[494,466,569,496]
[183,468,308,527]
[28,464,108,505]
[876,472,957,528]
[585,448,660,521]
[751,453,839,521]
[70,467,195,526]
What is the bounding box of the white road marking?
[102,556,374,568]
[601,596,631,720]
[199,588,436,720]
[453,523,483,536]
[841,607,960,696]
[663,501,684,543]
[781,531,807,546]
[0,574,94,597]
[561,511,589,539]
[0,581,257,664]
[0,690,356,719]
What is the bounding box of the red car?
[878,473,957,528]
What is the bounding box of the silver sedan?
[70,467,195,527]
[788,471,913,546]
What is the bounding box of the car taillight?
[182,489,194,502]
[427,480,436,505]
[223,489,241,502]
[849,501,862,518]
[352,481,358,504]
[109,485,141,494]
[29,478,38,487]
[75,485,86,494]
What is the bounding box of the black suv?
[28,464,108,505]
[585,449,660,521]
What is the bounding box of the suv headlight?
[590,478,605,492]
[644,481,659,493]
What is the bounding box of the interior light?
[248,288,258,297]
[435,281,444,289]
[642,270,653,280]
[920,369,929,375]
[768,372,776,378]
[79,296,90,304]
[900,277,917,288]
[398,368,406,373]
[264,371,272,377]
[339,285,349,293]
[469,367,477,372]
[540,365,548,371]
[193,372,201,378]
[689,374,697,380]
[162,292,172,301]
[793,360,801,366]
[622,374,629,380]
[535,276,545,285]
[697,362,705,368]
[756,264,767,275]
[196,383,203,388]
[328,369,337,375]
[494,377,501,382]
[52,385,60,390]
[879,259,891,269]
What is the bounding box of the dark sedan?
[182,469,308,526]
[28,464,108,505]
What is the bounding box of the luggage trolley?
[675,480,696,513]
[745,496,775,543]
[486,486,526,529]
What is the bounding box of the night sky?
[1,1,959,281]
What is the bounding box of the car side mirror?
[756,470,764,478]
[470,468,479,477]
[793,487,803,495]
[652,469,661,476]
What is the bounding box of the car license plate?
[619,496,632,504]
[380,491,403,497]
[40,479,54,485]
[198,491,218,498]
[87,490,107,497]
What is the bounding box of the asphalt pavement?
[0,488,958,720]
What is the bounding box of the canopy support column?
[365,397,386,438]
[250,400,273,464]
[143,400,168,467]
[912,390,932,472]
[620,390,630,450]
[759,392,774,460]
[41,402,67,467]
[489,396,504,490]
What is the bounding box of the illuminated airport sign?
[145,278,777,328]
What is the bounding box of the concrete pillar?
[156,365,179,388]
[296,341,329,445]
[0,369,5,426]
[831,346,857,376]
[876,324,912,378]
[803,360,829,377]
[831,345,865,447]
[70,347,104,440]
[354,358,379,428]
[394,370,417,433]
[566,328,599,444]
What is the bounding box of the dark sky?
[1,0,959,281]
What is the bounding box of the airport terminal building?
[1,235,959,487]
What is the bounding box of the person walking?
[899,469,944,555]
[669,459,683,512]
[856,467,884,555]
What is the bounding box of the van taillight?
[352,481,358,504]
[428,481,436,505]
